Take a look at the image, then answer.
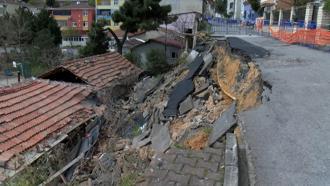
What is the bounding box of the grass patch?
[203,127,212,135]
[119,173,138,186]
[131,124,142,137]
[173,143,185,149]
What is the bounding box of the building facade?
[261,0,330,29]
[95,0,125,30]
[48,3,95,47]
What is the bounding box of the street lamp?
[12,61,24,83]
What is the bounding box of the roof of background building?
[40,52,143,89]
[108,29,146,39]
[48,3,94,10]
[150,37,184,48]
[124,38,145,49]
[0,80,101,171]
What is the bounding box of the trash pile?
[72,37,263,185]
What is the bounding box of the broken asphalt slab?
[227,37,269,58]
[163,79,194,117]
[185,55,204,80]
[208,102,237,146]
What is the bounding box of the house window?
[72,22,77,27]
[57,20,67,27]
[114,0,118,5]
[83,10,88,16]
[83,21,88,27]
[229,2,234,9]
[171,52,177,58]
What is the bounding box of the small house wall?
[131,42,182,66]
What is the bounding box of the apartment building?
[95,0,125,30]
[48,2,95,46]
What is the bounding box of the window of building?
[83,21,88,27]
[229,3,234,9]
[53,10,71,16]
[57,20,67,27]
[83,10,88,16]
[114,0,118,5]
[171,52,177,58]
[72,22,77,27]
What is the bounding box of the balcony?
[97,0,111,6]
[97,15,111,20]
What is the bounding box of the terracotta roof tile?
[0,80,99,168]
[40,52,143,89]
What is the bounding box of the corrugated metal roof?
[0,80,99,168]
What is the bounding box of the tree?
[33,9,62,46]
[215,0,229,18]
[146,49,170,75]
[248,0,260,13]
[46,0,56,7]
[108,0,171,54]
[79,22,109,57]
[324,0,330,12]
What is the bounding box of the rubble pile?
[73,37,263,185]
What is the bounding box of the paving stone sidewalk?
[141,141,225,186]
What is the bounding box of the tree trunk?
[106,27,129,55]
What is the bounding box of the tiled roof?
[40,52,143,89]
[0,80,98,168]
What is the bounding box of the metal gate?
[209,18,258,35]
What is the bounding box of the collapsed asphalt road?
[227,37,269,58]
[232,36,330,185]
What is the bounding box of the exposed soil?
[184,130,209,150]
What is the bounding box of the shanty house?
[131,37,184,65]
[39,52,143,104]
[0,80,104,183]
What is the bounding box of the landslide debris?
[71,37,264,185]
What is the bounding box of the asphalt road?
[232,37,330,185]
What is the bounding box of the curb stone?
[224,133,238,186]
[236,116,256,186]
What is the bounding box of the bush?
[124,52,140,66]
[146,49,171,76]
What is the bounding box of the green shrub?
[146,49,171,76]
[124,52,140,67]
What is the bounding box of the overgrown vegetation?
[119,173,138,186]
[79,22,109,57]
[124,52,140,66]
[146,49,171,76]
[215,0,230,18]
[325,0,330,12]
[0,8,62,76]
[248,0,260,12]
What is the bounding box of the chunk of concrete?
[134,76,163,103]
[224,166,238,186]
[132,129,151,148]
[186,50,199,63]
[225,133,238,166]
[151,124,172,153]
[208,102,237,146]
[224,133,238,186]
[179,95,193,115]
[199,53,214,75]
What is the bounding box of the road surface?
[234,36,330,185]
